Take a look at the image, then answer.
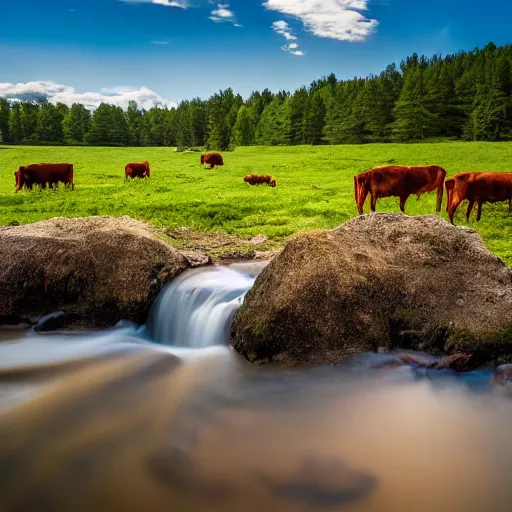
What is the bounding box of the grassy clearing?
[1,143,512,264]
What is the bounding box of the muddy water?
[0,264,511,512]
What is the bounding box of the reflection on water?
[0,264,511,512]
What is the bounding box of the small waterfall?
[147,265,259,348]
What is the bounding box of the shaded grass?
[1,143,512,265]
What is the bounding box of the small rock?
[34,311,67,332]
[249,235,268,246]
[182,251,212,268]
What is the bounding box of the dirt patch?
[162,227,282,263]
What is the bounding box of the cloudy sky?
[2,0,512,108]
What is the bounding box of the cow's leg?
[466,199,475,222]
[399,195,408,214]
[509,198,512,215]
[370,192,377,212]
[476,201,483,222]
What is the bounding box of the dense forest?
[1,42,512,148]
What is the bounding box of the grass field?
[1,142,512,264]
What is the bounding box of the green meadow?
[1,142,512,264]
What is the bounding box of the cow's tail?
[436,167,446,213]
[145,161,150,178]
[69,164,75,191]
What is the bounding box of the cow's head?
[448,173,472,220]
[14,166,27,191]
[452,173,472,200]
[200,154,205,165]
[444,178,455,213]
[354,173,369,215]
[269,179,277,188]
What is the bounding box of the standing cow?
[125,161,150,179]
[15,163,74,191]
[448,171,512,224]
[354,165,446,215]
[200,152,224,169]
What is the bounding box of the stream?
[0,262,511,511]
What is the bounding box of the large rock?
[231,214,512,368]
[0,216,209,328]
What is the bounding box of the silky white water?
[147,265,257,348]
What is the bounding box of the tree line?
[1,42,512,148]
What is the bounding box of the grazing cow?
[243,174,276,187]
[448,171,512,224]
[125,161,150,179]
[15,163,74,192]
[354,165,446,215]
[445,173,480,218]
[200,152,224,169]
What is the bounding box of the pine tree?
[36,100,65,143]
[87,103,114,145]
[189,99,207,146]
[206,93,231,150]
[392,66,437,141]
[0,98,10,143]
[20,102,40,142]
[231,105,254,146]
[8,103,23,144]
[303,92,325,145]
[144,107,166,146]
[109,106,130,145]
[63,104,91,144]
[255,95,291,145]
[174,103,193,148]
[324,81,361,144]
[126,101,143,146]
[288,87,309,144]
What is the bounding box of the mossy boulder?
[231,214,512,368]
[0,216,210,328]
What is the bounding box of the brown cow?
[243,174,276,187]
[15,163,74,192]
[201,152,224,169]
[354,165,446,215]
[445,172,482,218]
[125,161,150,179]
[448,172,512,224]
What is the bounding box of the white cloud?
[0,81,177,110]
[264,0,377,42]
[119,0,188,7]
[272,20,296,40]
[209,3,241,26]
[272,21,304,56]
[151,41,169,44]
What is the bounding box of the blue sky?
[2,0,512,108]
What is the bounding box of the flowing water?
[1,263,512,512]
